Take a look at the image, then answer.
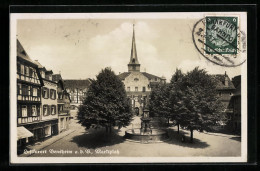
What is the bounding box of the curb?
[19,129,76,157]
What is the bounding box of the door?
[135,107,139,116]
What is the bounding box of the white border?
[10,12,247,164]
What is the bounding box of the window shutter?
[22,85,25,95]
[47,88,49,98]
[54,90,56,99]
[17,105,21,117]
[54,105,56,114]
[29,68,33,77]
[37,88,40,97]
[47,105,50,115]
[37,106,40,116]
[17,64,21,73]
[43,105,46,115]
[27,105,31,117]
[30,86,33,96]
[42,88,45,97]
[17,85,19,95]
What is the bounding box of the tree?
[177,67,225,142]
[149,83,172,126]
[78,68,132,133]
[170,68,184,134]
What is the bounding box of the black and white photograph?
[10,12,247,163]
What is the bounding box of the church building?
[118,25,166,115]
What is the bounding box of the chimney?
[224,71,228,86]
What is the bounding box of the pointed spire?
[129,24,139,65]
[128,24,141,72]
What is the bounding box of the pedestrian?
[181,135,186,143]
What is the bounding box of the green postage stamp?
[205,16,238,55]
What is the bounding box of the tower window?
[132,59,135,63]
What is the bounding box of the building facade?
[63,79,91,108]
[228,75,241,134]
[34,60,59,138]
[214,72,236,110]
[118,25,166,115]
[17,40,44,148]
[53,74,71,133]
[212,72,236,130]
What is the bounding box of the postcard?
[10,12,247,163]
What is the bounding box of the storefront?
[22,119,59,143]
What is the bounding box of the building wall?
[41,80,58,121]
[17,59,42,126]
[123,72,151,93]
[218,90,234,109]
[122,72,156,115]
[67,88,88,105]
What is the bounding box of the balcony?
[17,73,40,85]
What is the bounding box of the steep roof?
[232,75,241,88]
[117,71,163,81]
[17,39,36,65]
[33,60,44,69]
[118,72,131,80]
[129,24,139,65]
[212,74,235,90]
[142,72,163,80]
[63,79,91,90]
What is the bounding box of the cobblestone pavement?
[22,112,241,157]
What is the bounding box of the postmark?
[192,16,247,67]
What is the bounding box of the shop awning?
[17,126,33,140]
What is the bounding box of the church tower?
[128,24,140,72]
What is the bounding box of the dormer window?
[41,71,45,78]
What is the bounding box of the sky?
[17,18,242,81]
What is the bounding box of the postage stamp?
[205,16,238,55]
[192,15,247,67]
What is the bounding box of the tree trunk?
[109,126,112,133]
[190,129,193,143]
[177,124,180,134]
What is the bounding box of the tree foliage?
[150,67,225,142]
[78,68,132,132]
[149,83,172,123]
[178,67,225,131]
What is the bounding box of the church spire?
[128,24,140,72]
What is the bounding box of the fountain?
[125,108,168,143]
